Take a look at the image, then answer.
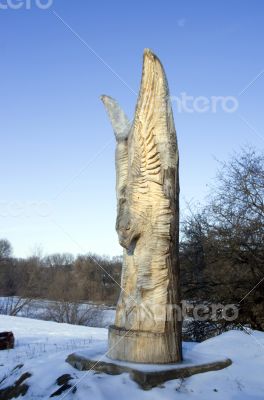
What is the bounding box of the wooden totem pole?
[101,49,182,364]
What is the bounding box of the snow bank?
[0,315,264,399]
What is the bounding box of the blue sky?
[0,0,263,258]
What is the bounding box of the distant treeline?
[0,249,122,305]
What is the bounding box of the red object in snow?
[0,331,15,350]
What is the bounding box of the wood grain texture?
[102,49,182,363]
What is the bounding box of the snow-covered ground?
[0,315,264,399]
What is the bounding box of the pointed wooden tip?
[101,95,130,141]
[143,48,162,64]
[144,48,155,57]
[100,94,114,104]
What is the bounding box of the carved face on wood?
[114,137,147,251]
[116,194,142,251]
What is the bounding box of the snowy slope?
[0,315,264,399]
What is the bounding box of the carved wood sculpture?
[101,49,182,364]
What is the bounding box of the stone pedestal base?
[66,349,232,390]
[108,325,181,364]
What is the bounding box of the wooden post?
[101,49,182,363]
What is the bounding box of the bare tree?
[43,301,104,326]
[43,253,74,269]
[180,148,264,330]
[0,296,33,316]
[209,148,264,278]
[0,239,12,261]
[181,148,264,279]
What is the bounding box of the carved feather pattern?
[131,53,162,190]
